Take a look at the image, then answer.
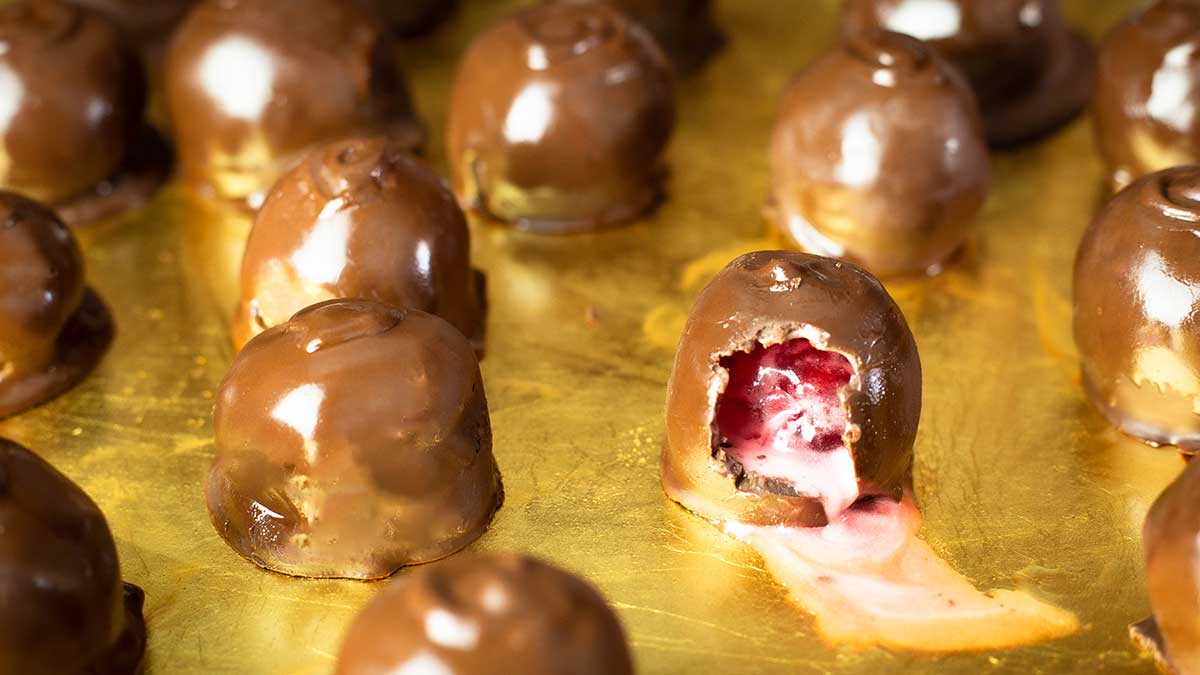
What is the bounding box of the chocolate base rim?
[208,466,505,581]
[53,124,172,226]
[229,266,489,357]
[1081,370,1200,455]
[1130,616,1177,674]
[92,582,148,675]
[985,29,1096,150]
[0,288,114,419]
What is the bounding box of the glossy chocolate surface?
[208,299,501,579]
[0,438,146,675]
[662,251,921,527]
[233,136,485,352]
[1140,457,1200,673]
[547,0,723,74]
[1095,0,1200,192]
[446,2,675,233]
[334,554,633,675]
[0,1,147,206]
[767,31,990,278]
[165,0,423,209]
[1074,166,1200,452]
[0,192,112,418]
[841,0,1094,147]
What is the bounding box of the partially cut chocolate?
[0,438,146,675]
[165,0,423,210]
[1094,0,1200,192]
[0,0,167,224]
[1074,165,1200,452]
[767,30,990,278]
[334,554,633,675]
[0,191,112,418]
[546,0,723,74]
[446,2,675,233]
[841,0,1095,147]
[208,298,501,579]
[232,136,485,353]
[663,251,921,527]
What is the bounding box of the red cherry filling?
[714,339,860,518]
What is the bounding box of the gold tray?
[0,0,1172,672]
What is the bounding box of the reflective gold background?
[0,0,1172,672]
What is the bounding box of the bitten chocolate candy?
[0,0,166,224]
[1135,457,1200,674]
[0,192,112,418]
[208,299,501,579]
[841,0,1095,147]
[334,554,633,675]
[166,0,423,210]
[1095,0,1200,192]
[546,0,723,74]
[446,2,675,233]
[663,251,921,527]
[1074,165,1200,452]
[232,136,485,353]
[0,438,146,675]
[767,31,990,278]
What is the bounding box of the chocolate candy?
[0,192,112,418]
[1134,457,1200,674]
[767,31,990,278]
[663,251,921,527]
[1074,165,1200,452]
[0,438,146,675]
[0,0,166,224]
[841,0,1094,147]
[166,0,423,210]
[208,298,501,579]
[72,0,195,66]
[1095,0,1200,192]
[232,136,485,353]
[360,0,457,37]
[446,2,675,233]
[546,0,723,74]
[334,554,633,675]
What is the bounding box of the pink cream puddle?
[710,339,1077,652]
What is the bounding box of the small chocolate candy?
[1134,456,1200,674]
[0,438,146,675]
[0,192,112,418]
[841,0,1095,147]
[232,136,485,353]
[767,31,990,278]
[0,0,166,224]
[663,251,921,527]
[208,298,501,579]
[1095,0,1200,192]
[545,0,723,74]
[359,0,457,37]
[1074,165,1200,452]
[334,554,633,675]
[446,2,675,233]
[166,0,423,210]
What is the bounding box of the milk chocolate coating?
[1095,0,1200,192]
[166,0,423,210]
[446,2,675,233]
[1139,457,1200,674]
[0,438,146,675]
[1074,166,1200,452]
[767,31,990,278]
[232,136,485,353]
[334,554,633,675]
[842,0,1095,147]
[360,0,457,37]
[0,0,160,220]
[0,192,112,418]
[663,251,921,527]
[208,299,501,579]
[547,0,723,74]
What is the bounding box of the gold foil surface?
[0,0,1173,672]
